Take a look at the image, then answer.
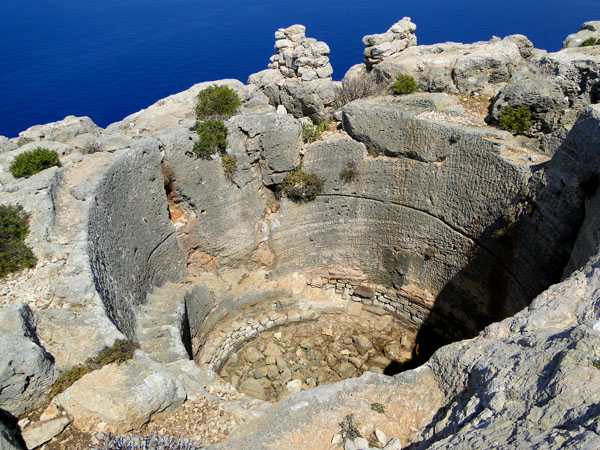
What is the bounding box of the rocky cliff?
[0,18,599,450]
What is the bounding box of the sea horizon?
[0,0,596,137]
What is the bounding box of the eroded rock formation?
[1,18,600,450]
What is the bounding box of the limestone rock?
[354,335,372,355]
[239,379,266,400]
[562,21,600,48]
[363,17,417,67]
[17,115,101,144]
[488,49,600,152]
[88,146,186,338]
[21,416,71,449]
[0,304,55,416]
[0,421,22,450]
[286,379,302,394]
[372,36,524,94]
[54,351,185,432]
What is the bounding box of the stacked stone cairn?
[267,24,333,81]
[362,16,417,68]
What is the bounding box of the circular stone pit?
[217,309,417,402]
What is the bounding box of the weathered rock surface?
[17,115,101,144]
[0,421,22,450]
[371,36,530,94]
[562,21,600,48]
[248,27,339,122]
[0,304,55,416]
[362,17,417,67]
[488,47,600,152]
[21,415,70,449]
[54,351,186,432]
[88,146,185,338]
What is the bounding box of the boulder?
[0,304,55,416]
[488,49,600,153]
[372,36,525,94]
[562,21,600,48]
[21,416,70,449]
[54,351,186,432]
[0,420,22,450]
[17,115,101,144]
[278,78,340,122]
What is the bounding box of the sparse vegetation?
[424,245,436,261]
[580,37,600,47]
[367,146,380,157]
[338,414,362,441]
[221,154,237,178]
[392,73,418,95]
[498,105,532,134]
[9,147,60,178]
[593,360,600,370]
[0,204,36,278]
[371,402,385,414]
[302,121,327,144]
[81,141,103,154]
[50,339,139,396]
[340,161,358,183]
[334,76,386,108]
[193,119,228,159]
[282,165,325,202]
[195,85,241,120]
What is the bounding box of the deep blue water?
[0,1,596,137]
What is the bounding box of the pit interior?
[87,96,597,403]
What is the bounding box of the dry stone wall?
[268,25,333,81]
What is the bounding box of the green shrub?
[580,37,599,47]
[193,119,228,158]
[195,85,241,120]
[392,73,418,95]
[9,147,60,178]
[302,121,327,144]
[282,166,325,202]
[221,154,237,178]
[0,205,36,278]
[498,105,532,134]
[50,339,138,396]
[370,402,385,414]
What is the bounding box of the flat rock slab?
[54,351,185,433]
[22,416,71,449]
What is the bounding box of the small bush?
[339,414,362,441]
[371,402,385,414]
[0,205,36,277]
[334,76,386,108]
[195,85,241,120]
[392,73,418,95]
[302,121,327,144]
[193,119,227,158]
[9,147,60,178]
[498,105,532,134]
[580,37,599,47]
[340,161,358,183]
[82,141,103,154]
[221,154,237,178]
[50,339,138,396]
[593,360,600,370]
[282,166,325,203]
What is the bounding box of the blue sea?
[0,0,596,137]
